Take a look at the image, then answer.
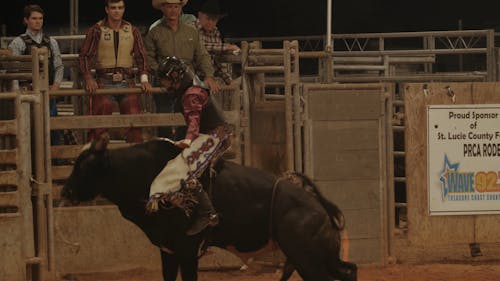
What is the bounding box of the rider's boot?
[186,188,219,236]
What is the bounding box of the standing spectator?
[146,0,219,140]
[196,0,240,85]
[8,4,64,145]
[149,0,196,31]
[79,0,152,143]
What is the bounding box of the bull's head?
[61,134,110,205]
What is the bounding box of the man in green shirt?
[146,0,219,140]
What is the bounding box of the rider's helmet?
[157,56,187,83]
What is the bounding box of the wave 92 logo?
[439,155,474,200]
[439,155,500,202]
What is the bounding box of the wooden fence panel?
[303,83,391,264]
[401,82,500,262]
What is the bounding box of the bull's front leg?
[178,253,199,281]
[160,247,200,281]
[160,250,179,281]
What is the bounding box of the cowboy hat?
[199,0,226,17]
[152,0,188,10]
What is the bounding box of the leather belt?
[97,72,133,82]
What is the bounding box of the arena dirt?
[66,262,500,281]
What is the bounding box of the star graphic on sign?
[439,154,459,199]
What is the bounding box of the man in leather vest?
[8,4,64,145]
[148,56,231,236]
[79,0,152,143]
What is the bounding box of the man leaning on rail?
[8,4,64,146]
[146,0,220,140]
[79,0,152,143]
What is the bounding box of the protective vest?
[21,34,54,84]
[95,21,134,69]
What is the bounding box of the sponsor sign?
[428,105,500,215]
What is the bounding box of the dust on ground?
[65,262,500,281]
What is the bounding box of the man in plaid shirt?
[195,0,240,85]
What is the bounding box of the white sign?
[427,104,500,215]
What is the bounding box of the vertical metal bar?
[75,0,79,35]
[486,29,496,82]
[284,41,294,171]
[31,46,48,281]
[378,90,388,263]
[249,41,265,102]
[70,0,75,54]
[39,47,55,275]
[384,86,396,262]
[15,94,36,274]
[458,19,463,72]
[303,87,312,176]
[324,0,334,82]
[497,48,500,82]
[426,36,435,73]
[240,41,252,166]
[231,84,242,164]
[326,0,332,50]
[291,41,302,173]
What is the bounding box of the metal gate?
[0,47,54,281]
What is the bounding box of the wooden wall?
[399,82,500,262]
[250,101,287,175]
[303,83,392,264]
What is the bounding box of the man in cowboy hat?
[149,0,196,30]
[195,0,240,85]
[146,0,220,140]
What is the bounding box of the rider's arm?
[181,87,209,142]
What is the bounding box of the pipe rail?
[49,84,238,97]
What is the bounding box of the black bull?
[61,138,357,281]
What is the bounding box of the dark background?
[1,0,500,38]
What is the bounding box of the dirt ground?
[66,262,500,281]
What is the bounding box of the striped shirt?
[195,20,232,85]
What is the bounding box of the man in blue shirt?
[9,4,64,145]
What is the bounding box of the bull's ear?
[94,133,110,152]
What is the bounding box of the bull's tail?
[285,172,345,231]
